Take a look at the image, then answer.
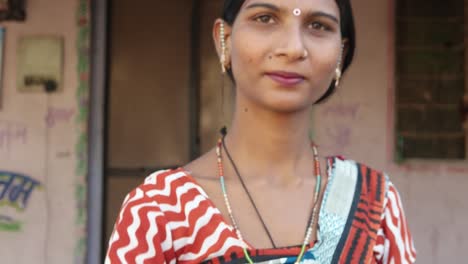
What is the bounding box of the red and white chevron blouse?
[106,159,416,263]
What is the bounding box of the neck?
[222,99,314,186]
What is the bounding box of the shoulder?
[111,168,210,232]
[122,168,209,210]
[330,157,387,181]
[105,169,188,263]
[183,147,218,180]
[331,156,385,176]
[106,169,212,260]
[327,158,416,263]
[330,157,389,202]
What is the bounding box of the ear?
[213,18,233,68]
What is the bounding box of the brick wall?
[396,0,466,159]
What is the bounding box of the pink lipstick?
[265,71,305,87]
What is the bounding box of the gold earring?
[335,68,342,87]
[335,44,344,87]
[220,22,226,73]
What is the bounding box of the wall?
[0,0,88,263]
[312,0,468,263]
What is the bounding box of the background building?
[0,0,467,263]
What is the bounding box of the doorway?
[103,0,228,252]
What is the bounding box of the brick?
[395,0,466,160]
[427,107,463,132]
[397,49,464,75]
[401,137,439,158]
[397,105,464,132]
[401,136,465,159]
[397,20,464,46]
[397,80,437,104]
[397,106,437,132]
[397,0,464,17]
[439,137,466,159]
[397,79,464,104]
[433,81,465,104]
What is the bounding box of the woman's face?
[220,0,343,113]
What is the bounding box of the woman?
[106,0,416,263]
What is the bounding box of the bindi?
[293,8,301,16]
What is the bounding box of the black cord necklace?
[219,127,319,249]
[220,128,277,248]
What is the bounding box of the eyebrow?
[307,11,339,24]
[245,2,280,12]
[245,3,339,24]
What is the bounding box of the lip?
[265,71,305,87]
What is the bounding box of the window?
[396,0,467,159]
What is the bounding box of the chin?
[263,98,313,114]
[261,85,327,113]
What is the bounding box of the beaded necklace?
[216,135,322,264]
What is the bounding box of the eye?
[308,21,330,31]
[254,14,275,24]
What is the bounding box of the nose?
[273,25,307,61]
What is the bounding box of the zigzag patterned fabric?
[105,158,416,263]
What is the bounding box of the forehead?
[241,0,340,14]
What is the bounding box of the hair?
[221,0,356,103]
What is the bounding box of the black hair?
[221,0,356,103]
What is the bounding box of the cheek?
[230,48,259,88]
[231,43,259,70]
[230,29,267,73]
[310,44,341,79]
[304,43,341,100]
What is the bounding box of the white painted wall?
[0,0,84,263]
